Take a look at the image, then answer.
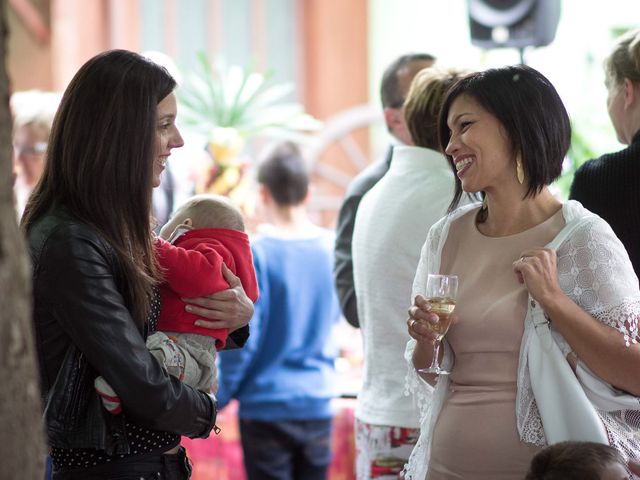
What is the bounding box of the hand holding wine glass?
[417,274,458,375]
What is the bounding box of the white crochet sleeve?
[403,215,450,480]
[404,215,446,401]
[556,216,640,346]
[521,212,640,459]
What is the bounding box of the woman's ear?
[623,77,637,109]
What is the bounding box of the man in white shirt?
[334,53,436,329]
[352,67,468,480]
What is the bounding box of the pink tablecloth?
[182,398,357,480]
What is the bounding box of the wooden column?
[50,0,108,90]
[108,0,140,51]
[299,0,369,226]
[300,0,368,119]
[6,0,52,90]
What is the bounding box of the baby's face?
[600,461,631,480]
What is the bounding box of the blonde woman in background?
[570,27,640,280]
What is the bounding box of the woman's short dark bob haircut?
[438,64,571,212]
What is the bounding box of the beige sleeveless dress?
[426,208,565,480]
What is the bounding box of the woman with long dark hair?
[22,49,254,479]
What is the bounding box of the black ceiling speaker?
[467,0,561,49]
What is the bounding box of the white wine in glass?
[418,274,458,375]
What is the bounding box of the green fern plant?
[177,52,320,143]
[175,53,320,205]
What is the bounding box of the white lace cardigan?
[403,200,640,480]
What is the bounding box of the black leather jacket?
[28,206,218,454]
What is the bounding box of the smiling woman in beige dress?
[404,65,640,480]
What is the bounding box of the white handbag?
[576,361,640,412]
[527,216,610,445]
[527,297,610,444]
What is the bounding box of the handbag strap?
[529,213,596,349]
[546,212,596,251]
[528,211,609,444]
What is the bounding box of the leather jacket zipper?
[66,351,86,423]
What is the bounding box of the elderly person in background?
[11,90,60,217]
[570,27,640,280]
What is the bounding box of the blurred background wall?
[6,0,638,225]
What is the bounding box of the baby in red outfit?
[95,194,259,414]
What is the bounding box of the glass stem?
[429,340,441,371]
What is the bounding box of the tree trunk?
[0,0,46,476]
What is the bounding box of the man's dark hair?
[525,441,626,480]
[380,53,437,108]
[438,64,571,212]
[257,141,309,206]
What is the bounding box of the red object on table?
[182,398,357,480]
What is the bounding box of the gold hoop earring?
[516,157,525,184]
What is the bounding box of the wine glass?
[418,274,458,375]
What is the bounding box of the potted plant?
[177,53,320,208]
